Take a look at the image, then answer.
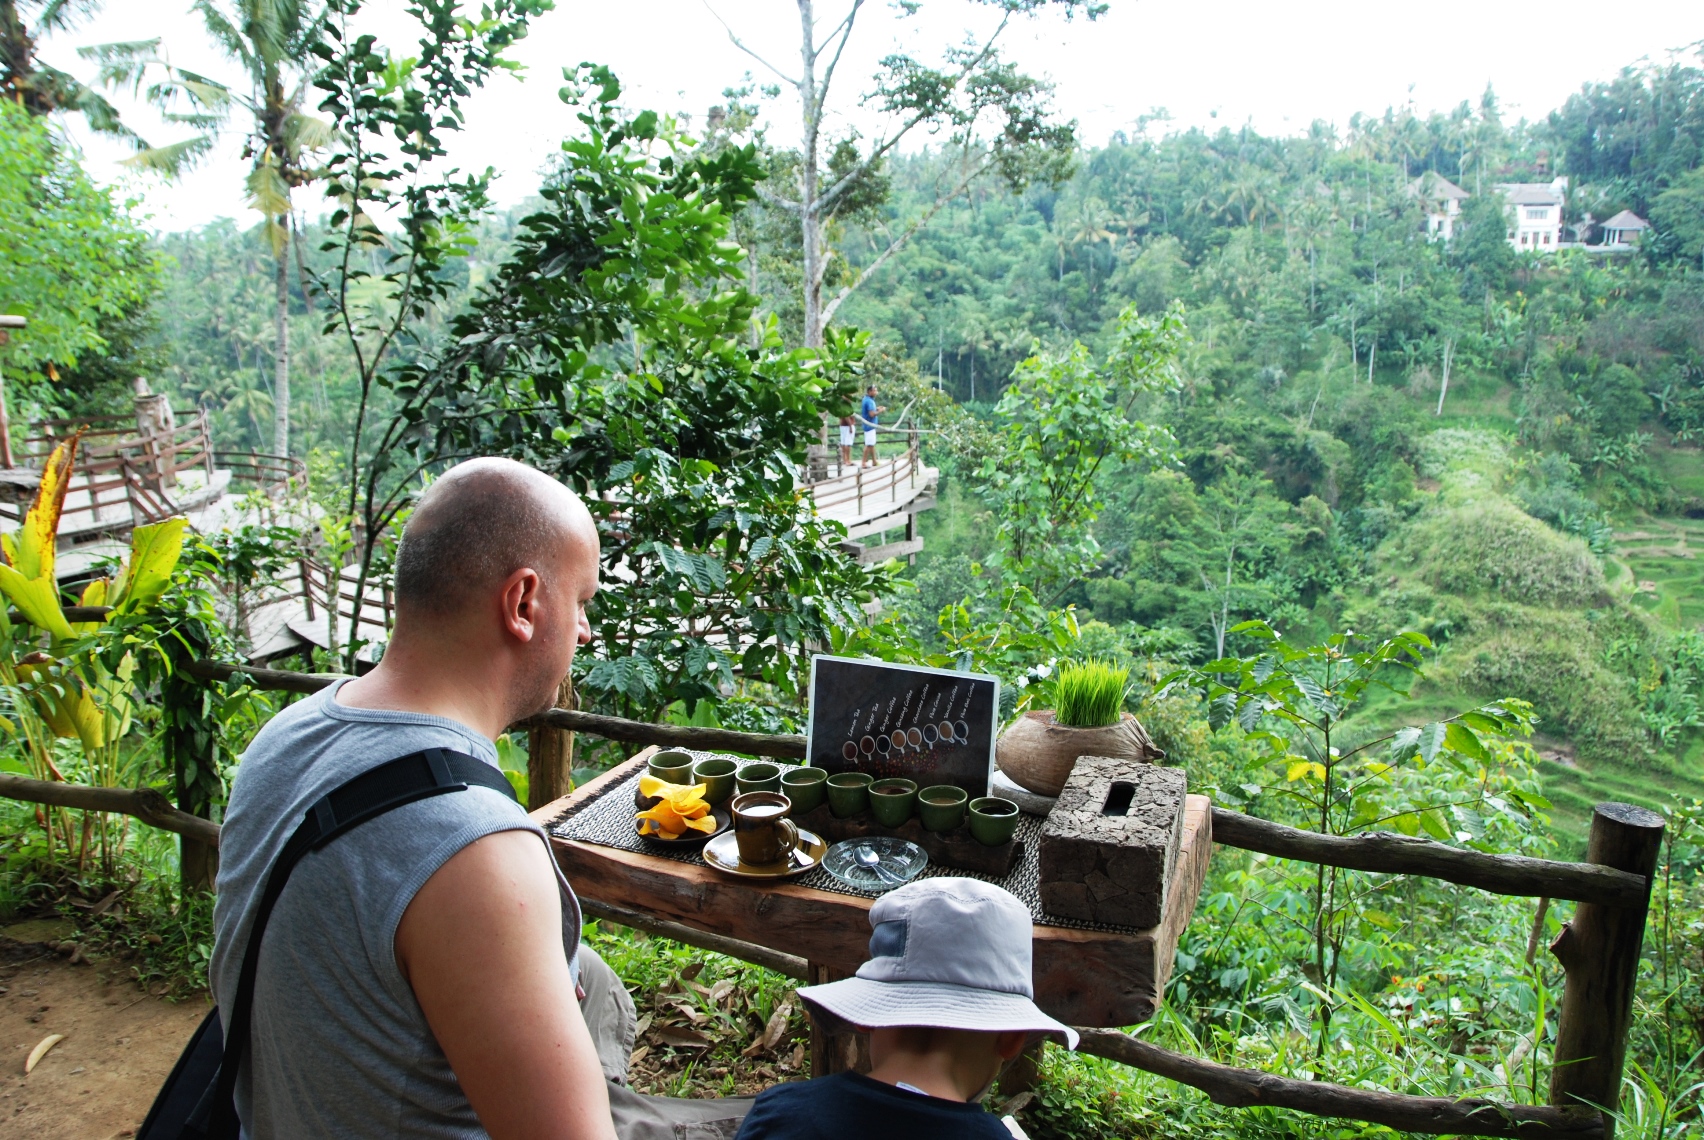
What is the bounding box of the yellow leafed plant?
[0,433,189,873]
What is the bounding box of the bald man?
[211,459,749,1139]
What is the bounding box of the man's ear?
[499,567,542,643]
[994,1030,1029,1060]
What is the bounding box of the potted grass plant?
[995,659,1162,797]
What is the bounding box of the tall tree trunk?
[1435,338,1455,416]
[272,214,291,455]
[797,0,823,348]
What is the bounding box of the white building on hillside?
[1599,210,1649,249]
[1495,177,1568,251]
[1408,172,1470,241]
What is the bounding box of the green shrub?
[1054,658,1129,727]
[1394,498,1606,607]
[1442,603,1653,766]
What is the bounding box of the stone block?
[1038,756,1187,928]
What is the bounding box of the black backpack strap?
[193,748,518,1138]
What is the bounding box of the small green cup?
[826,771,873,818]
[869,778,918,828]
[968,796,1021,847]
[648,749,695,785]
[918,784,969,833]
[692,757,738,805]
[780,766,828,814]
[736,761,782,796]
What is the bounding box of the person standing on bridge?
[859,384,886,469]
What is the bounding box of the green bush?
[1443,603,1653,766]
[1394,498,1606,608]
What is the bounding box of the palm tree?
[96,0,330,457]
[0,0,188,159]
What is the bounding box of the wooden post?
[1549,802,1665,1126]
[856,467,864,512]
[807,961,870,1077]
[526,676,577,812]
[0,316,21,469]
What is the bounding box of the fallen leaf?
[670,1000,708,1026]
[90,890,123,917]
[654,1026,711,1050]
[707,979,736,1005]
[761,1002,794,1050]
[788,1042,806,1069]
[25,1034,64,1073]
[680,961,705,983]
[628,1046,650,1066]
[634,1013,653,1037]
[689,981,715,998]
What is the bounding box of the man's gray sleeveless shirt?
[210,682,581,1138]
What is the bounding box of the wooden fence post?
[807,961,870,1077]
[1549,802,1665,1127]
[527,676,577,813]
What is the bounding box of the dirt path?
[0,939,206,1140]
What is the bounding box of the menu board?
[805,655,1000,797]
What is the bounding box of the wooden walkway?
[806,437,938,564]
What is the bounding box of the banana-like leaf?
[110,517,186,615]
[6,434,80,582]
[66,684,105,752]
[0,566,73,640]
[72,577,109,634]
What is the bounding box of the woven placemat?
[546,753,1144,935]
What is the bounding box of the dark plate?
[637,805,731,846]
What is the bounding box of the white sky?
[39,0,1704,234]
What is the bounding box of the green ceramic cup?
[648,749,696,785]
[735,761,782,796]
[692,757,738,805]
[917,784,969,833]
[780,766,828,814]
[826,771,873,818]
[869,778,918,828]
[968,796,1021,846]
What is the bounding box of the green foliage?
[1052,658,1128,727]
[1394,499,1606,607]
[0,100,161,399]
[979,303,1184,592]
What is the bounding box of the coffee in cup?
[731,791,799,866]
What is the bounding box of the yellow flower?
[636,777,717,840]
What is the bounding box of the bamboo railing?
[0,647,1665,1139]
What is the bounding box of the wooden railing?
[808,432,923,518]
[0,642,1666,1139]
[16,413,304,536]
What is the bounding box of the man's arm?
[397,830,616,1140]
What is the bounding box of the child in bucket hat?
[735,878,1076,1140]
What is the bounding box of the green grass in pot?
[1052,658,1130,728]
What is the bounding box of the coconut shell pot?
[995,710,1163,797]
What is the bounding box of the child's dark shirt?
[734,1072,1010,1140]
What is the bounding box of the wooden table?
[534,749,1212,1069]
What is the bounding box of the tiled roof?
[1600,209,1648,231]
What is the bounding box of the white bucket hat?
[797,878,1079,1049]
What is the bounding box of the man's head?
[866,385,877,396]
[392,458,598,720]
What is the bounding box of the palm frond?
[120,134,220,177]
[282,110,334,156]
[36,0,104,35]
[189,0,256,71]
[245,161,294,231]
